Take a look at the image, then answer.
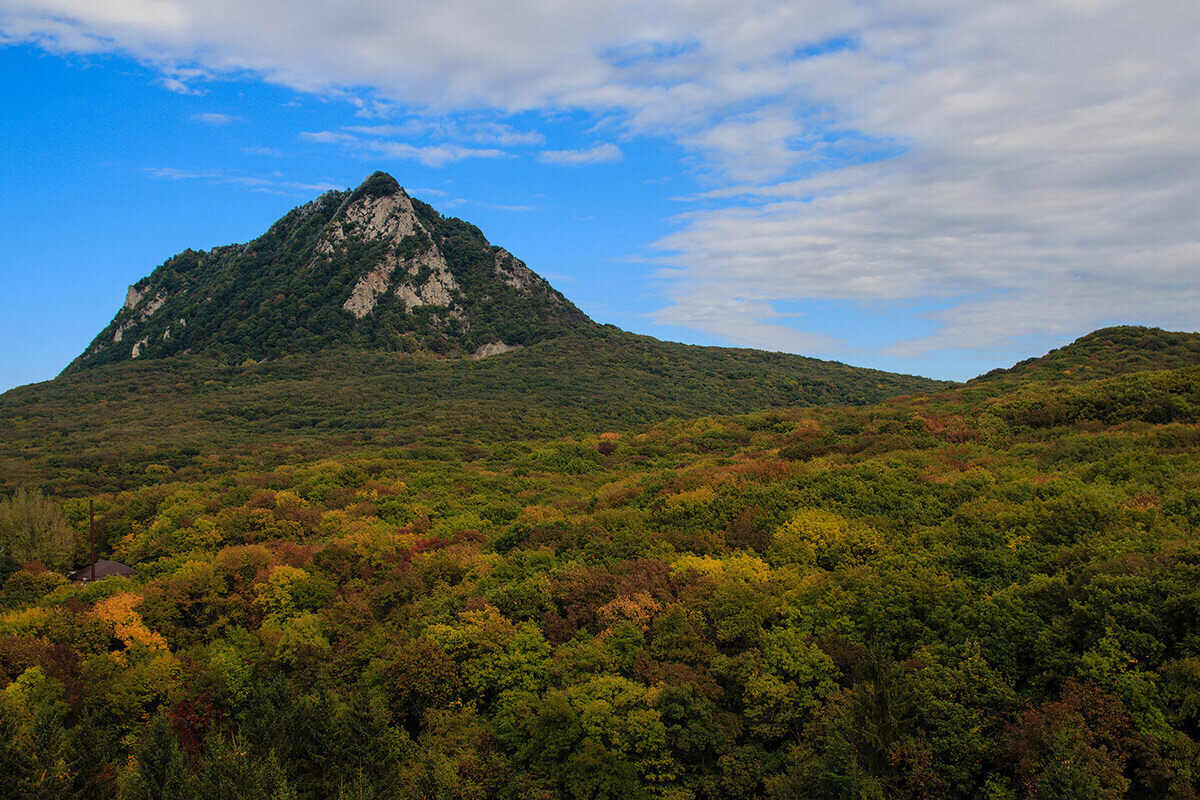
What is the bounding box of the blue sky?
[1,1,1197,393]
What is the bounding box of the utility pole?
[90,498,96,582]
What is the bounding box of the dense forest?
[3,326,1200,798]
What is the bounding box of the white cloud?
[648,289,837,355]
[4,0,1199,362]
[298,131,357,145]
[365,141,505,167]
[650,2,1200,356]
[299,120,540,166]
[540,142,622,165]
[0,1,857,136]
[162,76,199,94]
[480,203,537,213]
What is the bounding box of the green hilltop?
[973,325,1200,387]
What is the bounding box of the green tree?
[122,714,197,800]
[498,675,669,800]
[0,488,78,573]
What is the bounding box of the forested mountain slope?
[2,327,948,495]
[7,172,1200,800]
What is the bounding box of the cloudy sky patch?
[0,0,1196,389]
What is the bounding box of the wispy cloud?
[479,203,536,212]
[192,112,237,125]
[142,167,342,194]
[540,142,622,165]
[157,67,211,95]
[162,78,202,95]
[298,131,357,145]
[649,4,1200,356]
[346,119,544,147]
[299,118,540,166]
[242,145,286,157]
[648,289,837,355]
[301,130,506,167]
[366,141,505,167]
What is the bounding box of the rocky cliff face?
[65,172,592,373]
[319,181,460,319]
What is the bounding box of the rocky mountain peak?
[322,176,461,321]
[330,177,418,246]
[64,173,593,374]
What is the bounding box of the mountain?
[8,181,1200,796]
[1,173,955,493]
[65,172,591,372]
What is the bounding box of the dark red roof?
[69,560,134,582]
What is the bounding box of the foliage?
[3,330,1200,796]
[975,326,1200,388]
[0,488,78,574]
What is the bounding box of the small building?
[69,560,134,583]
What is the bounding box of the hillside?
[1,173,952,494]
[1,327,949,495]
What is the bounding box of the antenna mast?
[89,499,95,582]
